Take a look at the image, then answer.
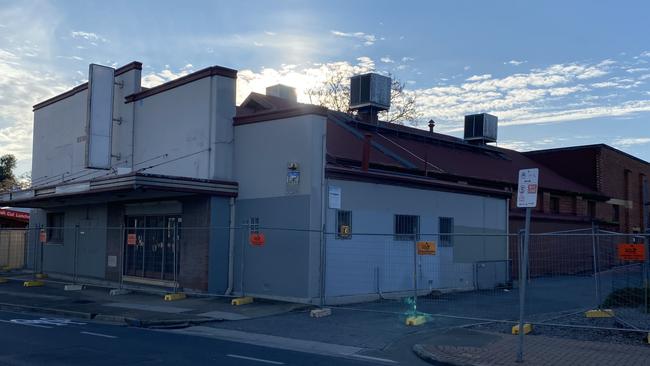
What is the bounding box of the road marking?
[80,331,118,339]
[0,319,52,328]
[350,354,398,364]
[226,354,284,365]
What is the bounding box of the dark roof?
[33,61,143,111]
[234,92,328,125]
[237,93,604,198]
[524,144,650,166]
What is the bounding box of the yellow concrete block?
[35,273,48,279]
[23,280,44,287]
[0,278,8,283]
[163,293,187,301]
[585,309,614,318]
[512,323,533,335]
[231,296,254,306]
[406,315,427,326]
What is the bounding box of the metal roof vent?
[464,113,498,144]
[266,84,297,103]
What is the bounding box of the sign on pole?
[517,168,539,208]
[516,168,539,363]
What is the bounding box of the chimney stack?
[362,134,372,171]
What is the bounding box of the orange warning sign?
[249,233,266,246]
[127,233,137,246]
[39,230,46,243]
[617,244,646,261]
[417,241,437,255]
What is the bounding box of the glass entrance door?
[124,215,181,281]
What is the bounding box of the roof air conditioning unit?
[349,73,391,111]
[464,113,498,144]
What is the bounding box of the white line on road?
[0,319,52,329]
[226,354,284,365]
[350,354,399,364]
[80,331,117,339]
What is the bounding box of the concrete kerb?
[0,302,94,320]
[413,344,466,366]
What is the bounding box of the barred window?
[439,217,454,247]
[46,212,64,243]
[336,210,352,239]
[394,214,419,241]
[249,217,260,234]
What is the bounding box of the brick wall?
[598,148,650,232]
[178,196,211,291]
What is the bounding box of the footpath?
[2,271,650,365]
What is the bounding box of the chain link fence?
[1,225,648,338]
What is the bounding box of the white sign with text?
[517,168,539,208]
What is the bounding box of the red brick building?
[525,144,650,233]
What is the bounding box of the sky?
[1,0,649,175]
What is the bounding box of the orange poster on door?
[617,244,645,261]
[127,233,137,246]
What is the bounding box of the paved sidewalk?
[413,328,650,365]
[0,274,304,326]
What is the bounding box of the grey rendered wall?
[233,114,327,303]
[234,195,312,300]
[132,75,235,181]
[324,179,507,299]
[31,68,140,186]
[208,196,231,293]
[30,204,108,279]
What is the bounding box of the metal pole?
[39,226,44,275]
[33,225,41,278]
[73,225,79,285]
[241,225,248,296]
[413,234,418,313]
[591,222,601,308]
[645,230,650,313]
[173,223,178,293]
[119,225,125,290]
[6,228,12,269]
[516,208,531,363]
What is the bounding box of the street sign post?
[516,168,539,363]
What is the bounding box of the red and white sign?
[39,230,46,243]
[517,168,539,208]
[0,208,29,222]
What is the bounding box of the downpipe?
[224,197,236,295]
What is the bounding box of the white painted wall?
[31,68,235,188]
[324,179,508,299]
[132,75,235,180]
[31,68,141,187]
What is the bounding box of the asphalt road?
[0,310,378,366]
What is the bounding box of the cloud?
[70,31,108,43]
[330,30,377,46]
[505,60,527,66]
[141,64,195,88]
[612,137,650,147]
[466,74,492,82]
[380,56,394,63]
[401,57,415,62]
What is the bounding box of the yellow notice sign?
[417,241,437,255]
